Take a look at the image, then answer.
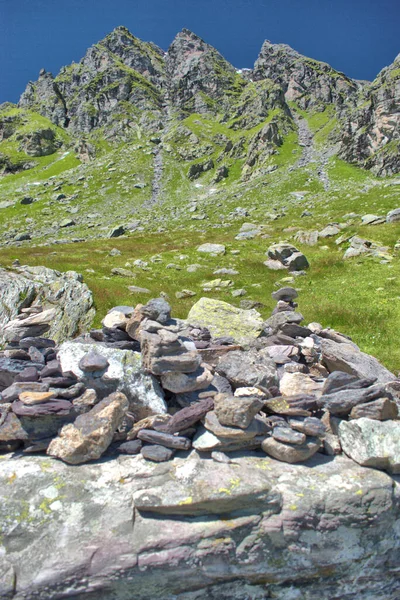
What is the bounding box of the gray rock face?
[339,418,400,474]
[0,266,95,346]
[0,452,399,599]
[217,348,278,390]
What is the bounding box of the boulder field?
[0,280,399,599]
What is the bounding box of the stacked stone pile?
[0,288,399,472]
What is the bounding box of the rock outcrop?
[0,266,95,345]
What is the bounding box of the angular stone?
[272,427,306,445]
[386,208,400,223]
[319,384,386,416]
[1,382,49,403]
[198,345,242,368]
[271,287,298,302]
[264,396,312,417]
[279,372,324,397]
[0,358,44,390]
[137,430,191,450]
[204,410,267,440]
[192,426,265,452]
[262,436,321,463]
[47,392,129,464]
[39,360,63,379]
[217,349,278,390]
[141,445,174,462]
[161,398,214,434]
[126,414,171,441]
[214,394,264,429]
[320,338,395,385]
[78,351,110,373]
[161,365,213,394]
[117,440,142,455]
[140,298,171,325]
[12,399,72,417]
[72,389,98,415]
[14,366,39,383]
[339,418,400,474]
[19,337,56,349]
[349,397,398,421]
[18,391,56,405]
[52,382,85,399]
[285,252,310,271]
[102,311,128,330]
[264,311,304,334]
[187,297,263,344]
[0,410,28,442]
[288,416,326,437]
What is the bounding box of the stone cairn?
[0,290,399,471]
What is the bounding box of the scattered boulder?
[187,297,263,344]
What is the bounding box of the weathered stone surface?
[193,426,265,452]
[272,427,306,445]
[213,393,264,429]
[0,266,94,345]
[262,435,321,463]
[279,371,324,397]
[319,384,386,416]
[160,365,213,393]
[78,351,110,372]
[58,342,166,420]
[217,349,278,390]
[339,418,400,474]
[12,399,72,417]
[0,410,28,441]
[288,416,326,437]
[0,450,399,598]
[137,429,191,450]
[320,338,395,384]
[18,391,56,405]
[47,392,129,464]
[161,397,214,433]
[187,297,264,344]
[0,358,44,390]
[349,397,398,421]
[1,381,49,403]
[140,298,171,325]
[197,243,226,255]
[204,410,266,440]
[141,444,174,462]
[271,287,298,302]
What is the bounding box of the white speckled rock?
[0,452,398,599]
[339,417,400,474]
[58,342,166,419]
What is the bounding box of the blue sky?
[1,0,399,103]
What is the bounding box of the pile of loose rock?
[0,288,399,473]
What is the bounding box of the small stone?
[18,391,56,405]
[161,366,213,394]
[197,243,225,255]
[141,445,174,462]
[78,351,110,372]
[272,427,306,445]
[118,440,142,454]
[137,429,191,450]
[214,394,264,429]
[262,436,321,463]
[271,287,298,302]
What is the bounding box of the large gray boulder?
[0,266,95,345]
[187,297,264,344]
[57,342,166,419]
[0,452,399,599]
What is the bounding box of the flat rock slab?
[187,297,263,344]
[0,453,398,599]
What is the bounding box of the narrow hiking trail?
[293,113,330,190]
